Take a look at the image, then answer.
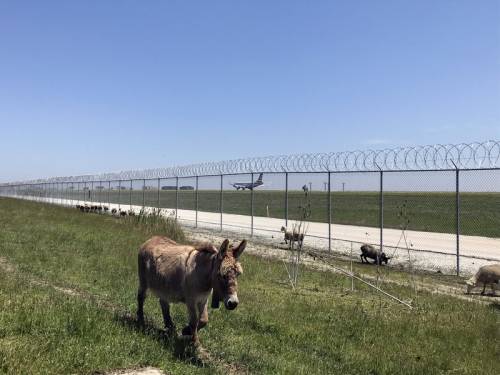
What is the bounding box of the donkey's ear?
[233,240,247,259]
[218,239,230,258]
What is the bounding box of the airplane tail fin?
[256,173,263,184]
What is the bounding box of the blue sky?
[1,1,499,182]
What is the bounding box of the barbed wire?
[3,140,499,184]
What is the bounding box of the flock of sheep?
[280,226,500,296]
[75,204,135,217]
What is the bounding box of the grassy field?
[0,198,498,374]
[43,189,500,237]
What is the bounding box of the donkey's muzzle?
[224,295,239,310]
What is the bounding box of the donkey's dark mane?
[195,243,218,254]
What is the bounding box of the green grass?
[0,197,498,374]
[42,189,500,237]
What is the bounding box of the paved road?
[12,195,500,274]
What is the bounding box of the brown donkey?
[137,236,246,344]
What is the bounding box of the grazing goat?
[111,208,117,215]
[137,236,246,344]
[360,244,390,265]
[119,209,127,217]
[466,263,500,295]
[280,226,305,248]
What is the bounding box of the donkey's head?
[211,239,246,310]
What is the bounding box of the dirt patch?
[103,368,165,375]
[0,256,15,273]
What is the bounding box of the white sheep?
[466,263,500,295]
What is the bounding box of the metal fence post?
[285,172,289,227]
[456,169,460,276]
[175,177,179,219]
[142,179,146,209]
[379,170,384,252]
[251,173,254,237]
[157,178,160,209]
[220,174,223,231]
[129,180,133,210]
[108,181,111,206]
[118,180,121,210]
[195,176,199,228]
[328,171,331,252]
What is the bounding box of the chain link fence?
[2,141,500,276]
[2,167,499,276]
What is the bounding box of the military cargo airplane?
[231,173,264,190]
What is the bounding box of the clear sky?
[1,1,499,182]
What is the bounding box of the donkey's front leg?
[182,301,200,344]
[197,301,208,330]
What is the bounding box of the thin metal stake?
[350,242,354,291]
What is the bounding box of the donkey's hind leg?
[160,299,175,333]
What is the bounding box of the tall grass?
[126,208,185,243]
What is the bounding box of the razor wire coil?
[3,140,499,185]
